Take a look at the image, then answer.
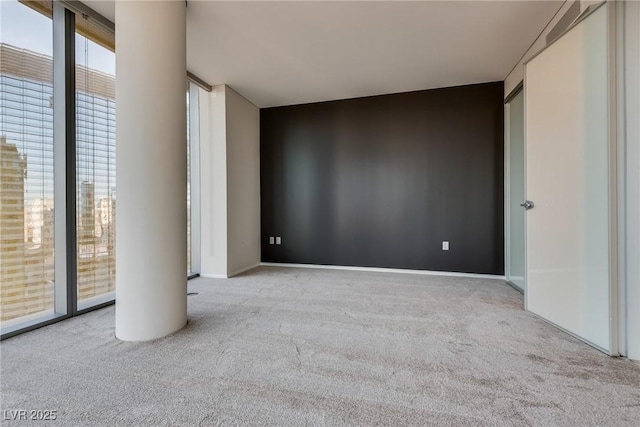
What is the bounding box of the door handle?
[520,200,535,210]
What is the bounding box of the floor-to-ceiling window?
[187,90,191,275]
[75,13,116,309]
[0,0,55,327]
[186,81,200,278]
[0,0,118,336]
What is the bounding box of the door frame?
[522,1,619,355]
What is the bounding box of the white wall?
[621,0,640,360]
[200,85,228,277]
[226,87,261,276]
[199,85,261,278]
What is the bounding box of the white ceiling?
[83,1,563,108]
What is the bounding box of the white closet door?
[524,4,616,353]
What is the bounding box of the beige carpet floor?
[1,266,639,426]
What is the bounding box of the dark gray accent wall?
[260,82,504,275]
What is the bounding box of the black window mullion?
[62,6,77,315]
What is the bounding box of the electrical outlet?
[269,237,275,245]
[276,237,282,245]
[442,241,449,251]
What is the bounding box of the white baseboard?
[228,262,261,278]
[259,262,505,280]
[199,273,228,279]
[200,262,262,280]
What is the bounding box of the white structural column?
[115,1,187,340]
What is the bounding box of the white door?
[524,4,616,353]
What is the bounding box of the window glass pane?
[75,15,115,304]
[0,0,55,325]
[187,90,191,275]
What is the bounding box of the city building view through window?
[1,1,56,324]
[75,12,116,306]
